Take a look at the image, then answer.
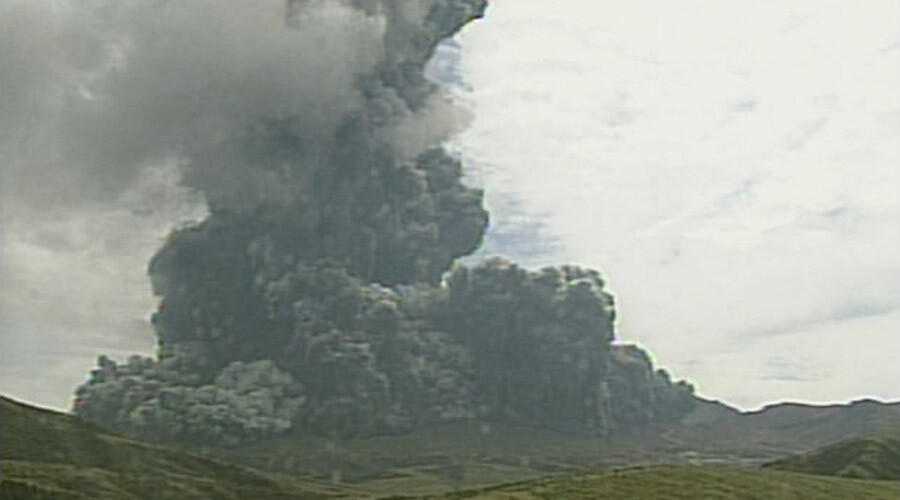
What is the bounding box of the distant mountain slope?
[668,398,900,461]
[201,397,900,495]
[742,399,900,444]
[0,396,353,500]
[3,395,900,499]
[765,434,900,480]
[423,466,899,500]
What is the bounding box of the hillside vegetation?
[4,395,900,499]
[425,466,899,500]
[0,396,354,500]
[203,398,900,486]
[766,434,900,480]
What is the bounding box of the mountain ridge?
[0,395,354,500]
[765,433,900,480]
[4,394,899,498]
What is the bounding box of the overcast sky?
[456,0,900,409]
[2,0,898,412]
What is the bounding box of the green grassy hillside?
[766,434,900,480]
[0,396,356,499]
[424,466,899,500]
[667,398,900,461]
[204,398,900,489]
[3,395,899,499]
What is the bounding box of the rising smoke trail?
[1,0,696,446]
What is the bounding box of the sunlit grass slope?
[427,466,899,500]
[766,434,900,480]
[0,395,355,500]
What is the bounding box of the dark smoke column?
[147,0,490,375]
[75,0,492,443]
[73,0,695,446]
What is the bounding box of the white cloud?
[0,164,205,409]
[457,0,900,409]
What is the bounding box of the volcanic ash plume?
[66,0,696,445]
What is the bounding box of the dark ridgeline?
[73,0,695,447]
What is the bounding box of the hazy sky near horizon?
[1,0,898,412]
[456,0,900,409]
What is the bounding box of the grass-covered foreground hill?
[766,434,900,480]
[423,466,899,500]
[0,396,358,500]
[3,395,900,500]
[202,397,900,493]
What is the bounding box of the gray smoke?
[1,0,469,217]
[3,0,698,447]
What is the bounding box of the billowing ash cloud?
[2,0,696,446]
[1,0,470,216]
